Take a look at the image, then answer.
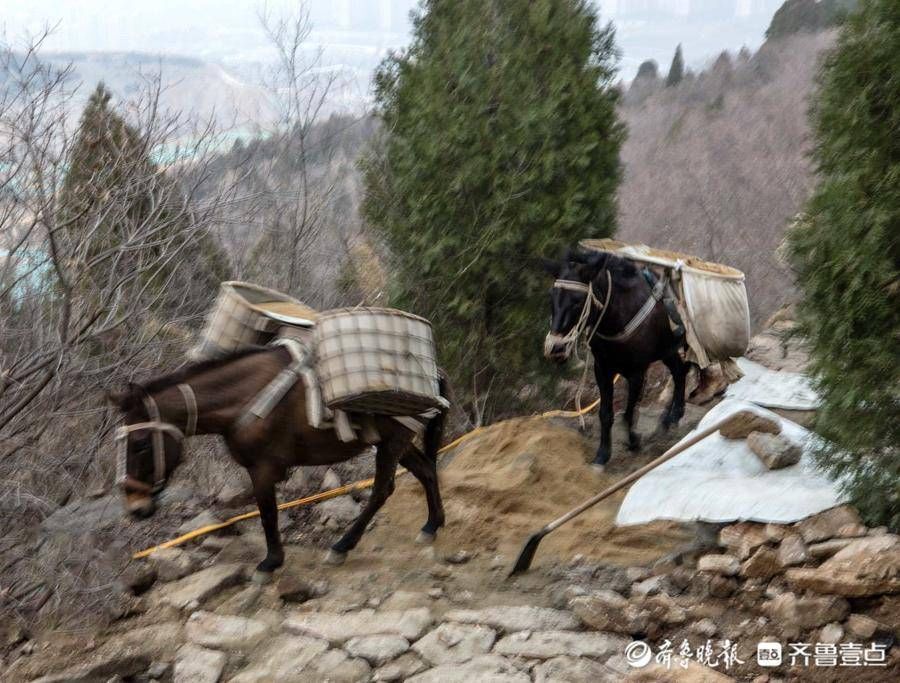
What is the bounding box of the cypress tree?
[362,0,624,423]
[59,83,229,315]
[787,0,899,529]
[665,44,684,87]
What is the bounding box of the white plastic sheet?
[616,400,845,526]
[725,357,820,411]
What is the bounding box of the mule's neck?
[151,348,289,436]
[588,267,647,339]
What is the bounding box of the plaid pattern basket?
[195,281,316,358]
[314,307,446,415]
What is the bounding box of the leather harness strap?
[596,271,669,343]
[116,383,196,494]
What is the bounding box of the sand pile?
[366,416,690,568]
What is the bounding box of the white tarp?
[616,400,846,526]
[725,357,820,411]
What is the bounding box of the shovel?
[508,410,751,576]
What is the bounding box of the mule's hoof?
[323,549,347,566]
[251,570,275,585]
[415,531,436,545]
[591,463,606,475]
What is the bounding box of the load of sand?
[365,415,691,568]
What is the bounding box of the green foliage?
[665,44,684,87]
[787,0,900,529]
[766,0,859,40]
[362,0,624,422]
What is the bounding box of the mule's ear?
[540,257,562,278]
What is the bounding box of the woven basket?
[195,281,317,358]
[314,307,446,415]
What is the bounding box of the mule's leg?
[661,353,688,429]
[249,466,284,576]
[623,370,645,452]
[400,449,445,544]
[592,365,616,470]
[326,447,400,564]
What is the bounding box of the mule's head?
[540,250,607,363]
[107,384,185,519]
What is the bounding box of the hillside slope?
[618,32,835,325]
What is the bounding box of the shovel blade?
[508,531,546,577]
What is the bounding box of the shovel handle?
[542,412,744,534]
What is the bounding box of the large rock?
[408,655,529,683]
[777,534,809,568]
[493,630,628,660]
[373,652,429,681]
[284,607,433,644]
[570,591,649,636]
[228,634,331,682]
[844,614,880,640]
[317,496,361,524]
[718,523,770,560]
[413,623,497,665]
[185,610,269,649]
[697,554,740,576]
[160,564,245,609]
[41,494,123,533]
[807,538,854,560]
[740,546,781,580]
[784,534,900,597]
[718,411,780,439]
[173,644,226,683]
[149,547,198,582]
[534,655,620,683]
[444,606,579,633]
[746,431,802,470]
[765,592,849,630]
[120,562,158,595]
[345,634,410,666]
[795,505,866,544]
[303,648,371,682]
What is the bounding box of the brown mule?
[108,346,448,575]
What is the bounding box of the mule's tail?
[424,372,450,462]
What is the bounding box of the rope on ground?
[132,394,607,559]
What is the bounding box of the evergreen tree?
[787,0,899,529]
[59,83,229,316]
[665,44,684,87]
[362,0,624,422]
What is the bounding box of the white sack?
[616,400,845,526]
[680,269,750,364]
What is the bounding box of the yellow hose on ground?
[132,396,604,559]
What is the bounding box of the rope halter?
[115,384,197,495]
[544,273,613,360]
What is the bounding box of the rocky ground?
[3,500,897,682]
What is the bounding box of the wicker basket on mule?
[192,281,317,359]
[580,239,751,372]
[314,307,448,416]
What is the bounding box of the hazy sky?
[1,1,784,80]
